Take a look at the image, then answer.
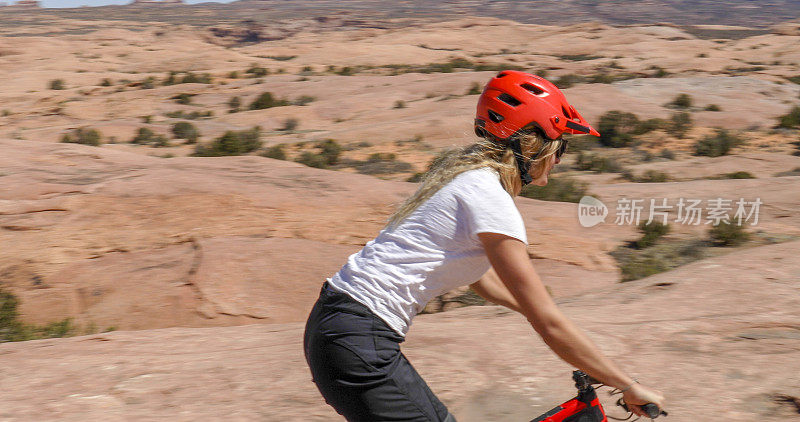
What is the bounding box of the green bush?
[165,110,213,120]
[193,127,262,157]
[693,129,744,157]
[249,92,288,110]
[650,66,670,78]
[635,221,670,249]
[575,151,624,173]
[722,171,755,179]
[597,111,639,147]
[553,74,585,89]
[100,78,113,87]
[140,76,156,89]
[280,118,299,132]
[131,127,169,146]
[295,151,328,168]
[393,100,406,109]
[246,65,269,77]
[292,95,316,106]
[227,71,239,79]
[228,96,241,113]
[466,82,482,95]
[171,121,200,143]
[61,127,102,146]
[49,79,66,90]
[163,71,178,86]
[667,112,693,139]
[704,104,722,111]
[180,72,212,84]
[335,66,355,76]
[318,139,342,165]
[620,257,669,282]
[660,149,676,160]
[1,288,74,343]
[708,221,749,246]
[776,105,800,129]
[261,144,286,160]
[518,176,589,203]
[633,169,671,183]
[171,93,194,105]
[667,93,692,109]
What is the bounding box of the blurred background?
[0,1,799,420]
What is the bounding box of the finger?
[629,403,645,417]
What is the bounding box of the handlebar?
[573,371,667,419]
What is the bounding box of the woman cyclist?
[304,70,665,421]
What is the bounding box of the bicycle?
[531,371,667,422]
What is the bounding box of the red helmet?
[475,70,600,141]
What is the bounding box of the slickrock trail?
[1,239,798,421]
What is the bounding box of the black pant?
[304,282,456,422]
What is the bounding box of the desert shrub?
[335,66,354,76]
[660,149,676,160]
[228,71,239,79]
[407,172,425,182]
[261,144,287,160]
[704,104,722,111]
[650,66,670,78]
[228,96,241,113]
[249,92,288,110]
[466,82,482,95]
[171,121,200,143]
[597,111,639,147]
[61,127,102,146]
[635,221,670,249]
[131,127,169,146]
[634,169,670,183]
[558,54,602,61]
[318,139,342,165]
[99,78,113,87]
[666,112,693,138]
[554,74,585,89]
[292,95,316,106]
[280,118,299,132]
[295,151,328,168]
[776,105,800,129]
[353,156,413,175]
[620,256,669,281]
[633,118,666,135]
[163,71,178,86]
[1,288,74,343]
[193,127,262,157]
[140,76,156,89]
[574,152,624,173]
[693,129,744,157]
[708,221,749,246]
[171,93,194,105]
[393,100,406,109]
[722,171,755,179]
[181,72,212,84]
[141,115,152,123]
[518,176,589,203]
[49,79,66,90]
[246,65,269,77]
[165,110,213,120]
[2,110,10,117]
[299,66,314,75]
[667,93,692,109]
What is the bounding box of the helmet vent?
[487,110,504,123]
[521,83,545,96]
[496,72,508,78]
[562,105,572,118]
[496,93,521,107]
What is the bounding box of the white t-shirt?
[328,167,528,336]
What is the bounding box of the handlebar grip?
[642,403,668,418]
[617,400,668,418]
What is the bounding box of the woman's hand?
[622,383,665,417]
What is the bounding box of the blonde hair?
[387,131,563,228]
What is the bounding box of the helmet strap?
[509,138,533,185]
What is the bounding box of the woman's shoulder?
[452,167,501,186]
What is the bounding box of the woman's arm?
[470,268,523,313]
[477,232,664,414]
